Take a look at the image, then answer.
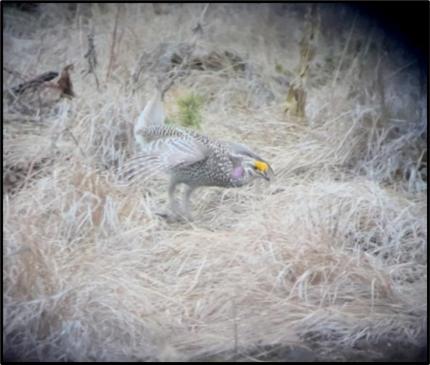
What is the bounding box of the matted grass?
[3,3,427,362]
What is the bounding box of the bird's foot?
[155,210,180,223]
[155,210,192,223]
[177,207,193,222]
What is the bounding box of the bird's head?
[231,157,274,185]
[248,159,273,181]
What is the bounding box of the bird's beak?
[254,160,273,182]
[262,172,271,181]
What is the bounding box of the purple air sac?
[231,166,244,179]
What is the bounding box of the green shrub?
[275,63,285,74]
[176,93,204,129]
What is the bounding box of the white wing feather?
[119,137,208,183]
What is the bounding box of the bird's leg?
[156,180,181,222]
[168,180,181,217]
[181,185,196,221]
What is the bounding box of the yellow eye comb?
[254,160,269,172]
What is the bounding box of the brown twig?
[65,127,87,159]
[192,4,209,36]
[106,6,121,82]
[84,30,100,90]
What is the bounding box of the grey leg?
[157,181,194,223]
[168,180,180,216]
[182,185,196,220]
[156,180,181,222]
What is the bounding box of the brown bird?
[7,64,75,112]
[56,64,75,98]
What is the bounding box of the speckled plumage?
[123,91,273,220]
[140,125,253,187]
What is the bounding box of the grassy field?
[3,3,427,362]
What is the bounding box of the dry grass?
[3,3,427,362]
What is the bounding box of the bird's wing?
[118,137,208,182]
[10,71,59,95]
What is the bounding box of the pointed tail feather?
[134,89,165,149]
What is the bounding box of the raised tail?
[134,89,165,149]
